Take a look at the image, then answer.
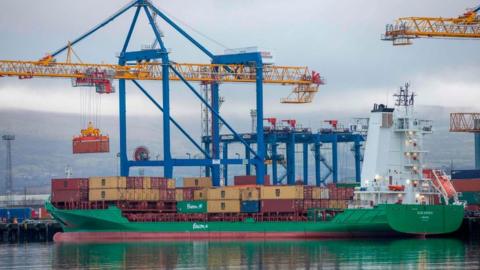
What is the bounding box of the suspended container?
[72,122,110,154]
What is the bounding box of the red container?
[303,199,324,210]
[327,184,337,199]
[127,177,144,189]
[466,205,480,211]
[345,188,354,199]
[151,177,168,189]
[320,199,329,208]
[452,179,480,192]
[72,136,109,154]
[261,199,303,213]
[234,175,271,186]
[51,189,88,203]
[39,207,51,219]
[182,188,196,201]
[159,189,176,201]
[52,178,89,191]
[303,186,313,200]
[31,209,38,219]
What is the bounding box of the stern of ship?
[384,204,464,235]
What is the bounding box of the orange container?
[207,200,241,213]
[72,136,109,154]
[184,177,212,188]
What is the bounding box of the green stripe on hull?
[45,201,463,236]
[384,204,464,235]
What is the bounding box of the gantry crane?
[382,3,480,45]
[0,0,324,186]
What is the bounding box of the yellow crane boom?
[0,59,323,103]
[383,4,480,45]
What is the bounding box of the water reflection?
[52,238,478,269]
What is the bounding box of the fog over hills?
[0,106,475,194]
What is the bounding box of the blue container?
[451,170,480,180]
[241,201,260,213]
[0,207,32,223]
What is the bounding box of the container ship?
[47,86,465,242]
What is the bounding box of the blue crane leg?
[272,141,278,185]
[314,142,321,186]
[287,133,295,185]
[223,142,228,185]
[245,144,251,175]
[303,143,309,185]
[354,137,362,182]
[211,82,220,186]
[332,134,338,183]
[255,65,265,185]
[205,142,211,177]
[119,79,129,176]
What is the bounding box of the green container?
[459,192,480,205]
[176,201,207,213]
[335,183,360,188]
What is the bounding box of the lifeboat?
[388,185,405,192]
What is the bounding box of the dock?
[0,221,62,243]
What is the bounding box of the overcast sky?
[1,0,479,118]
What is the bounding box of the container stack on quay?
[0,207,51,223]
[451,169,480,212]
[51,175,356,222]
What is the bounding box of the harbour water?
[0,238,479,269]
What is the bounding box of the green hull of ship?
[46,201,463,237]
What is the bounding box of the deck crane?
[0,0,324,186]
[382,3,480,45]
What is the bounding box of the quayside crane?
[382,3,480,45]
[0,0,324,186]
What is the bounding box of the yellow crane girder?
[383,5,480,45]
[0,59,317,85]
[0,59,323,103]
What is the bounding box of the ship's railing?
[348,200,373,209]
[394,118,432,133]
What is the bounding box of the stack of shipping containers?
[50,175,358,221]
[89,176,125,201]
[51,178,89,208]
[260,186,304,213]
[240,186,260,213]
[451,169,480,211]
[206,187,241,213]
[176,177,212,214]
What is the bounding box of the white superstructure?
[355,83,457,207]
